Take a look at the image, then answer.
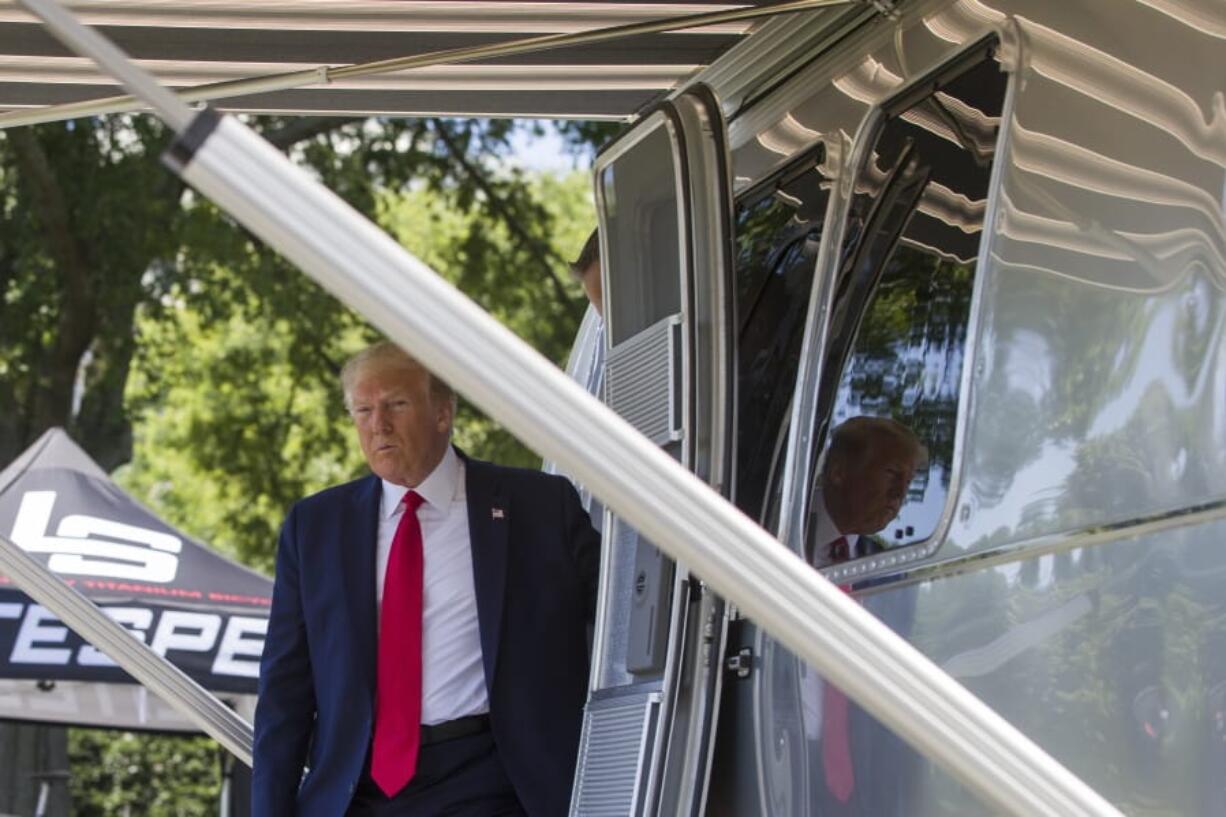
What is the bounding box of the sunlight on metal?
[772,29,1226,263]
[0,0,854,129]
[900,235,975,264]
[683,1,867,116]
[754,112,822,154]
[1010,123,1226,256]
[926,0,1226,166]
[0,531,254,765]
[1136,0,1226,37]
[917,181,987,233]
[1023,17,1226,167]
[924,0,1226,43]
[827,57,996,155]
[832,52,904,102]
[846,148,987,234]
[997,197,1226,291]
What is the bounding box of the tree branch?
[73,303,140,471]
[8,129,90,295]
[9,127,98,435]
[429,119,581,314]
[262,116,366,151]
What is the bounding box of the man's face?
[829,438,917,535]
[580,260,603,318]
[348,362,453,487]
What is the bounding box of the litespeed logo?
[10,491,182,583]
[0,602,266,679]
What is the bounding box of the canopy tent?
[0,0,785,124]
[0,428,270,732]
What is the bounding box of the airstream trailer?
[564,1,1226,815]
[0,1,1222,815]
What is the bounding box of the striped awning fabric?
[0,1,775,123]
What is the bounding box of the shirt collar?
[380,445,461,518]
[813,488,860,559]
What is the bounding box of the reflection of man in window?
[802,416,926,817]
[809,416,926,567]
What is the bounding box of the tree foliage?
[68,731,220,817]
[0,114,594,471]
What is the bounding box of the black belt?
[420,713,490,746]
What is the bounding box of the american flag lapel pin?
[491,507,505,520]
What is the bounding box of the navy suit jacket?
[252,451,600,817]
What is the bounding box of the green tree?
[68,731,219,817]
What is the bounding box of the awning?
[0,1,774,123]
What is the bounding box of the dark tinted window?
[733,149,830,523]
[808,48,1008,562]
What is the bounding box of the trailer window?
[733,148,830,525]
[807,45,1008,564]
[599,124,683,347]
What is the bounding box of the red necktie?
[828,534,851,563]
[371,491,425,797]
[822,535,855,803]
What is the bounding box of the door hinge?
[725,647,754,679]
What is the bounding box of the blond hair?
[340,341,456,410]
[820,416,927,480]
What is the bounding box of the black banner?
[0,431,271,707]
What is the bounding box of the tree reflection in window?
[812,45,1008,552]
[733,147,830,525]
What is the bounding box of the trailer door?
[572,86,734,817]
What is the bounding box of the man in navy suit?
[806,415,924,568]
[253,342,600,817]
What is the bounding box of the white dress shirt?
[376,446,488,725]
[810,489,861,566]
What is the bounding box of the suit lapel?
[342,474,381,700]
[464,456,508,691]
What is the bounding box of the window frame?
[776,35,1017,585]
[728,142,831,527]
[595,109,691,351]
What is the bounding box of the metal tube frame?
[10,1,1124,815]
[0,0,855,130]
